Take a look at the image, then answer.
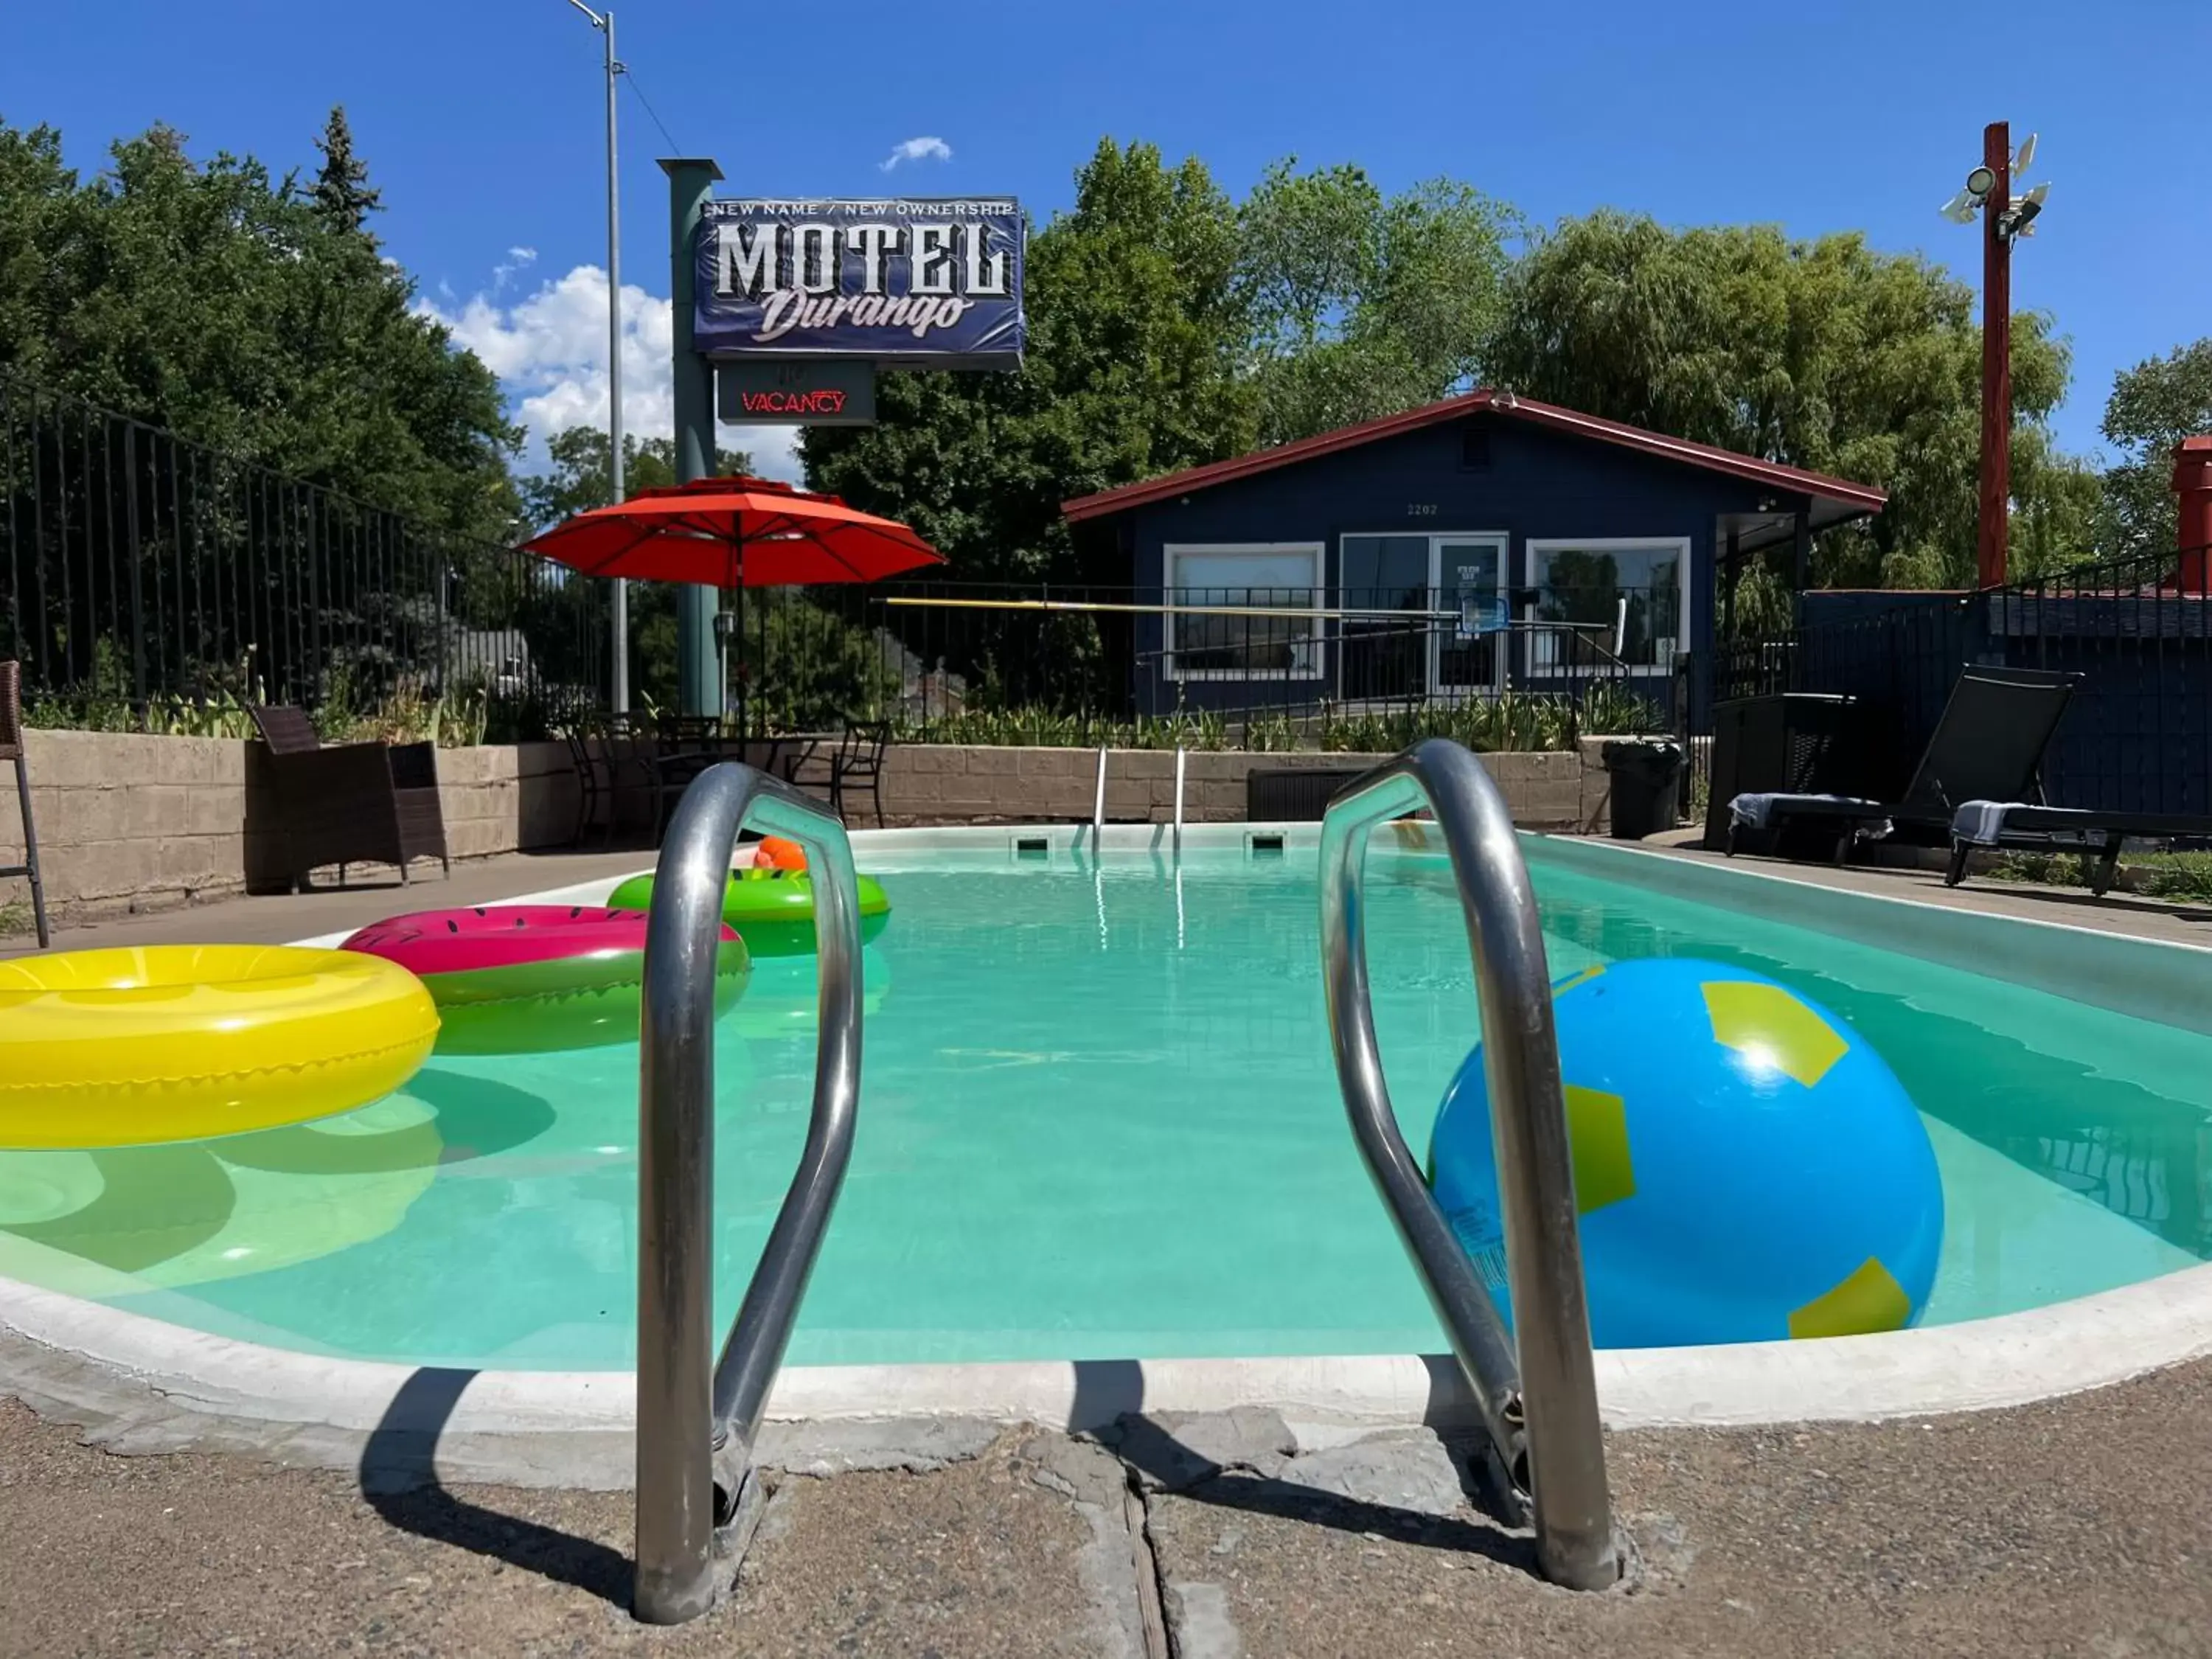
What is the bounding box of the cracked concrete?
[8,1359,2212,1657]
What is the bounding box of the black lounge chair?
[1945,801,2212,896]
[1725,664,2080,866]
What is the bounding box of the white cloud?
[880,135,951,173]
[490,244,539,293]
[417,262,804,487]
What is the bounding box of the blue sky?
[6,0,2205,479]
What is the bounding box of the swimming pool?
[1,832,2207,1374]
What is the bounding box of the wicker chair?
[247,704,451,892]
[1,661,50,947]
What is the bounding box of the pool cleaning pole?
[1092,746,1107,850]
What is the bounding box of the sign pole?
[604,7,628,714]
[661,156,726,719]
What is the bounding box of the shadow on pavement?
[358,1366,633,1608]
[1068,1355,1536,1573]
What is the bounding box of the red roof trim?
[1060,390,1888,523]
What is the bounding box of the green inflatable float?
[606,868,891,959]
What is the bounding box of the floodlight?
[2020,181,2050,208]
[2013,133,2037,174]
[1966,164,1997,198]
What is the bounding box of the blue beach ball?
[1427,957,1943,1349]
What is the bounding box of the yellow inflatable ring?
[0,945,439,1150]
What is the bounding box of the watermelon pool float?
[341,905,749,1054]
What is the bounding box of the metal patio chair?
[829,716,891,827]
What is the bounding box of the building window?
[1163,543,1325,680]
[1524,538,1688,675]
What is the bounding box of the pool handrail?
[633,762,865,1626]
[1173,744,1187,860]
[1318,738,1618,1591]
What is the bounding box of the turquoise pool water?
[1,843,2207,1368]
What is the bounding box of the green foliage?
[734,590,902,733]
[2099,338,2212,557]
[1724,560,1793,641]
[26,640,490,749]
[0,897,29,937]
[1317,683,1659,755]
[899,704,1234,753]
[1486,212,2079,587]
[309,106,382,239]
[1239,161,1515,443]
[0,113,518,540]
[1991,849,2212,903]
[802,139,1258,588]
[515,425,754,529]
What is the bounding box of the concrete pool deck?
[6,1362,2211,1658]
[1624,827,2212,950]
[0,848,657,961]
[5,825,2212,1653]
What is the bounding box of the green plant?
[2138,853,2212,902]
[1241,713,1299,754]
[0,897,29,937]
[1986,848,2212,902]
[1576,680,1665,737]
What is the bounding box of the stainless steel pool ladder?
[633,762,866,1626]
[1318,739,1618,1591]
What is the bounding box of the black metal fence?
[0,377,608,734]
[1994,546,2212,817]
[728,578,1674,745]
[1702,546,2212,818]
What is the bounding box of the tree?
[802,138,1256,587]
[0,114,518,540]
[310,105,381,238]
[2098,338,2212,558]
[515,425,752,528]
[1486,211,2081,588]
[1238,161,1514,444]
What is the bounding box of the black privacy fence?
[0,378,607,737]
[723,579,1675,750]
[1706,546,2212,818]
[1,370,1688,756]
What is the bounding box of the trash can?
[1601,738,1686,841]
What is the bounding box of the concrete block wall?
[0,731,1613,932]
[865,744,1608,833]
[0,731,579,928]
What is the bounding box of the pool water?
[1,844,2207,1368]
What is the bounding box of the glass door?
[1433,536,1508,694]
[1339,535,1436,704]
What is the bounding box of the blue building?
[1061,390,1886,722]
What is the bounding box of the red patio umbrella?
[517,475,943,586]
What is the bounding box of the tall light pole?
[568,0,628,712]
[1941,123,2051,591]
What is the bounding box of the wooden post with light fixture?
[1978,120,2012,591]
